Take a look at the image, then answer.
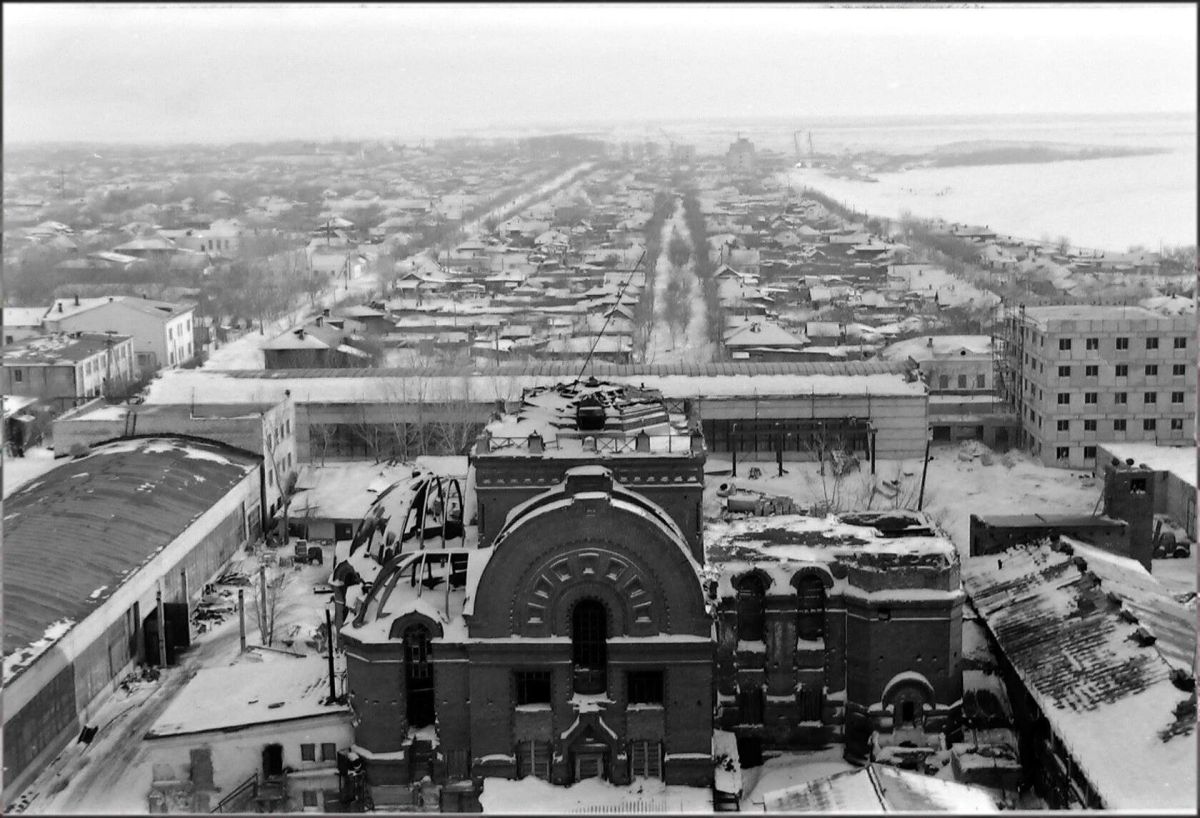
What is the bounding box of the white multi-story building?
[1001,304,1194,468]
[43,295,196,376]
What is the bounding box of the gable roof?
[963,541,1196,809]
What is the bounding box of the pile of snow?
[2,447,60,498]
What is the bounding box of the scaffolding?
[991,302,1026,443]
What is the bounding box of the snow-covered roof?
[1021,304,1177,326]
[480,379,690,456]
[706,512,959,598]
[3,437,259,684]
[1097,442,1195,489]
[880,334,993,362]
[146,655,349,737]
[761,764,999,812]
[963,541,1196,809]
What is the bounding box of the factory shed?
[2,436,263,804]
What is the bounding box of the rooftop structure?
[478,377,697,457]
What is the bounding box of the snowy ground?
[709,443,1088,555]
[479,775,713,814]
[738,748,858,810]
[2,446,61,498]
[705,440,1195,593]
[15,545,341,815]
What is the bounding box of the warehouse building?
[2,437,263,804]
[141,361,929,464]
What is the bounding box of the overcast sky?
[4,3,1196,144]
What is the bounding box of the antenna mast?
[575,249,646,384]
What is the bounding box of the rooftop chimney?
[635,431,650,452]
[323,308,331,318]
[315,316,323,327]
[73,294,80,306]
[297,328,306,340]
[57,302,63,313]
[927,337,934,347]
[528,431,544,454]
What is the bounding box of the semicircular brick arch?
[469,499,709,640]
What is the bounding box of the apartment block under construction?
[992,303,1194,468]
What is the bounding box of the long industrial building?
[140,361,930,464]
[2,437,264,803]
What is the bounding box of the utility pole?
[238,589,247,652]
[325,608,338,703]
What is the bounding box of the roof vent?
[634,431,650,452]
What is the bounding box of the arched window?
[735,574,766,642]
[796,575,826,641]
[403,625,435,727]
[572,599,608,694]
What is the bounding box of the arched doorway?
[572,599,608,694]
[403,624,435,727]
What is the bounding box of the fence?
[571,797,685,813]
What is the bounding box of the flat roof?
[2,437,259,684]
[64,401,281,423]
[1098,442,1195,489]
[146,655,349,737]
[1021,304,1175,325]
[144,361,926,405]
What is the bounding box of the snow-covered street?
[645,198,714,364]
[13,548,341,814]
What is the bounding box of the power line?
[575,249,646,384]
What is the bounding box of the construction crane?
[793,130,816,167]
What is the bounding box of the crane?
[793,130,816,167]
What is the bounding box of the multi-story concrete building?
[1,332,135,410]
[996,304,1194,468]
[42,295,196,376]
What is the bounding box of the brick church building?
[336,378,965,805]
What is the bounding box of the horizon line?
[5,110,1195,150]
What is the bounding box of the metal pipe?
[917,437,932,511]
[259,564,269,645]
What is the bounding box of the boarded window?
[629,740,662,779]
[516,740,552,780]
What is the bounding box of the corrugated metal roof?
[2,437,259,672]
[962,541,1196,808]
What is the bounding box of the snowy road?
[644,197,714,365]
[17,553,339,814]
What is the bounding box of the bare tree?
[663,264,692,348]
[252,564,291,647]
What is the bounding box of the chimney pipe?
[73,294,80,306]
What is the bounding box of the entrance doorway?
[263,743,284,777]
[142,603,191,666]
[571,742,609,782]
